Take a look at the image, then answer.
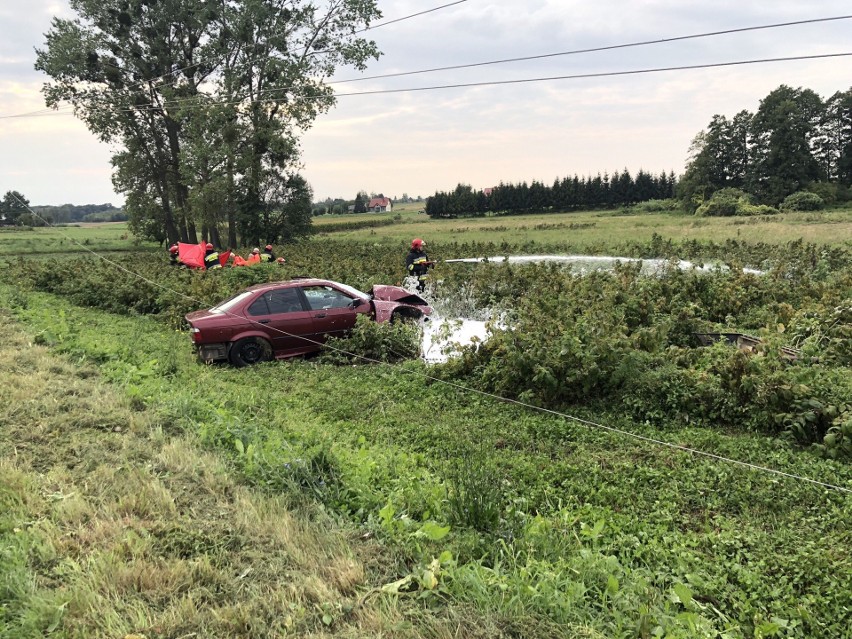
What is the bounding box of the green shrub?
[694,188,748,217]
[780,191,824,212]
[694,189,779,217]
[631,198,683,213]
[318,313,423,364]
[804,182,839,205]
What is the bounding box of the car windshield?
[331,282,368,300]
[210,290,255,314]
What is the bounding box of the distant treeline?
[30,203,127,224]
[425,170,676,218]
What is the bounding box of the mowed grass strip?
[0,311,494,639]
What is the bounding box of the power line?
[333,14,852,84]
[4,16,848,120]
[327,52,852,96]
[5,51,847,121]
[357,0,469,32]
[8,192,852,496]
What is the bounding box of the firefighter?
[168,243,180,266]
[405,238,433,293]
[261,244,275,263]
[203,243,222,270]
[247,247,261,265]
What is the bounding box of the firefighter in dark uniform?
[204,243,222,270]
[405,238,433,293]
[261,244,275,263]
[168,244,180,266]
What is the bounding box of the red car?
[185,278,432,366]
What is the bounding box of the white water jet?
[421,316,492,364]
[444,255,764,275]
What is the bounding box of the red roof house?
[368,197,393,212]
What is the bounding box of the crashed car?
[185,278,432,366]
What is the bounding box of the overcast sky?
[1,1,851,205]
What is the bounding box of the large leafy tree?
[746,85,824,204]
[36,0,381,245]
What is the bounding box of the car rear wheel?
[229,337,273,367]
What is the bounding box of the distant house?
[368,197,393,212]
[483,187,495,196]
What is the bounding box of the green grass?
[316,208,852,248]
[0,306,506,639]
[2,286,849,638]
[5,207,849,261]
[2,209,851,637]
[0,222,159,258]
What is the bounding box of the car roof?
[243,278,342,293]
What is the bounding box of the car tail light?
[190,327,202,342]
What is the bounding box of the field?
[1,208,850,639]
[311,207,852,248]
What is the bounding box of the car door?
[299,285,359,343]
[245,288,315,355]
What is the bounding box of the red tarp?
[177,242,204,269]
[177,243,231,269]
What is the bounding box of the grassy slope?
[0,309,502,639]
[1,287,849,638]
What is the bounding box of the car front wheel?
[391,308,423,324]
[229,337,273,367]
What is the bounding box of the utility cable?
[9,193,852,496]
[3,51,850,121]
[334,14,852,84]
[357,0,468,32]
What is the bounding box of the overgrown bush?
[631,198,683,213]
[695,189,779,217]
[780,191,825,212]
[318,313,423,364]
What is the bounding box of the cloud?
[5,0,852,203]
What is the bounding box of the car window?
[211,290,255,314]
[266,288,304,314]
[247,297,269,316]
[247,288,304,316]
[302,286,354,310]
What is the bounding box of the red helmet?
[168,244,178,254]
[411,238,424,250]
[276,257,286,264]
[265,244,273,251]
[206,243,213,250]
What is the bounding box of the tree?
[0,191,30,225]
[36,0,382,245]
[815,88,852,185]
[747,85,824,203]
[353,192,367,213]
[678,111,752,211]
